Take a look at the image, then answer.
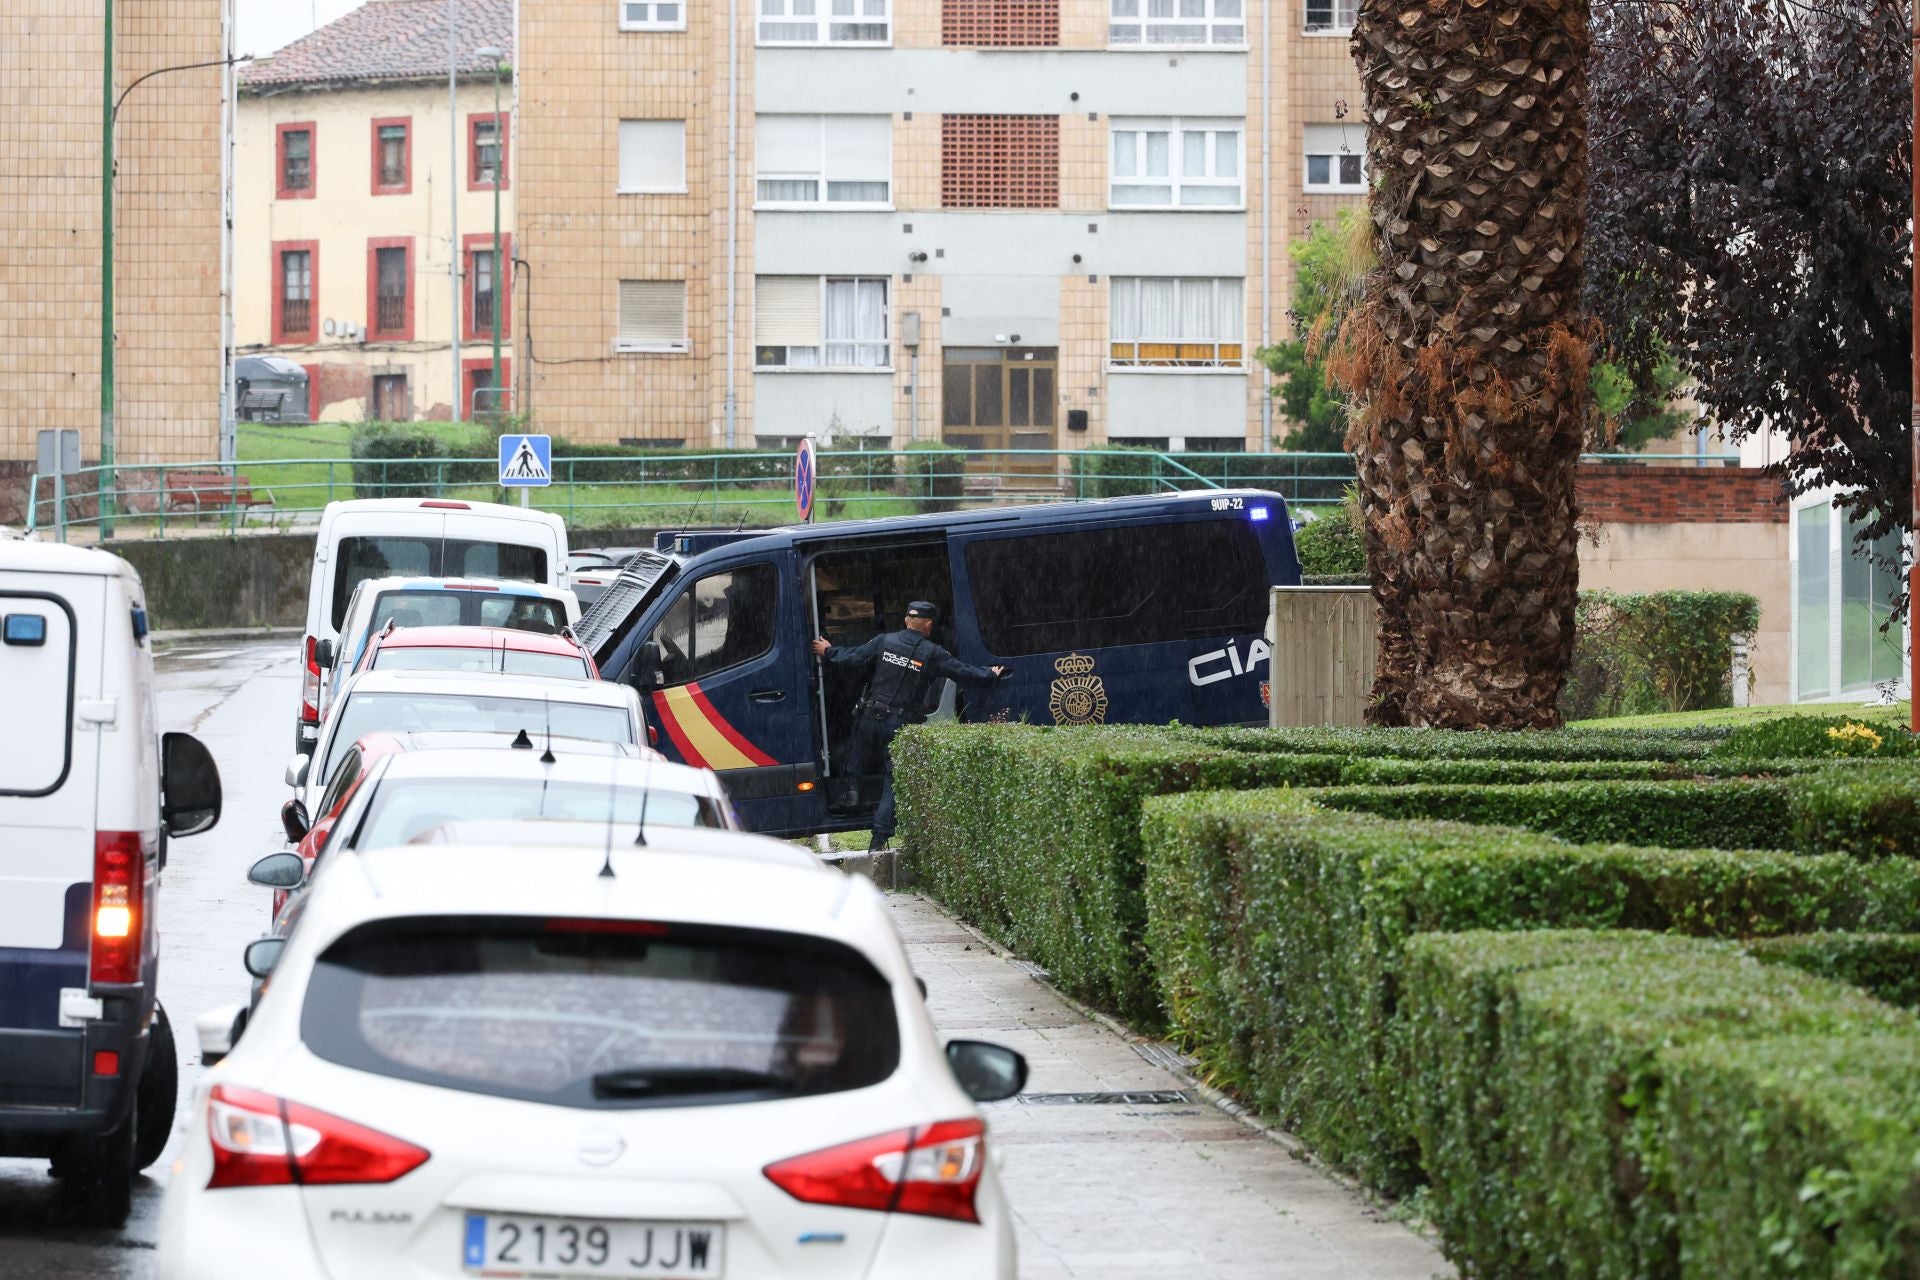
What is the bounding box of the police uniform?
[821,601,1001,847]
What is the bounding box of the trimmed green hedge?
[1139,790,1920,1192]
[1309,779,1795,850]
[1183,723,1722,762]
[1715,714,1920,761]
[1405,929,1920,1279]
[1787,764,1920,859]
[1748,933,1920,1011]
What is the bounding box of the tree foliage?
[1588,0,1913,603]
[1258,209,1371,453]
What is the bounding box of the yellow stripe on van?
[658,685,760,771]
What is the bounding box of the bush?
[1404,929,1920,1279]
[1786,765,1920,859]
[1182,722,1722,762]
[1748,933,1920,1010]
[898,442,965,513]
[1138,790,1920,1192]
[1718,715,1920,761]
[1292,488,1366,576]
[1309,779,1796,850]
[1561,589,1761,720]
[349,421,491,497]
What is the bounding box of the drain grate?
[1017,1090,1194,1106]
[1007,959,1050,979]
[1131,1042,1198,1073]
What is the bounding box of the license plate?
[463,1213,725,1278]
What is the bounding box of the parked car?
[289,670,648,817]
[166,834,1027,1279]
[566,546,650,609]
[296,498,568,752]
[353,623,598,682]
[0,541,223,1226]
[320,577,581,717]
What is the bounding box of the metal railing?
[21,445,1744,542]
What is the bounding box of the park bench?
[164,471,276,519]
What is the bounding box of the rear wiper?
[591,1066,795,1099]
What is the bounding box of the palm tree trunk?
[1341,0,1593,729]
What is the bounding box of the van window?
[965,519,1268,656]
[332,537,550,629]
[373,592,465,630]
[646,565,777,685]
[0,595,76,797]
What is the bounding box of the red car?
[351,623,600,680]
[274,730,412,917]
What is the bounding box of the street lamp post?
[475,47,507,414]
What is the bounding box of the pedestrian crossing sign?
[498,434,552,487]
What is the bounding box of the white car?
[289,670,648,814]
[162,838,1027,1279]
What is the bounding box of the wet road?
[0,639,293,1277]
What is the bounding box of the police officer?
[811,601,1005,850]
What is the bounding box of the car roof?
[372,747,704,786]
[340,668,635,703]
[0,540,140,578]
[395,820,810,867]
[369,625,587,655]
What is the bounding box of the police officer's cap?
[906,600,939,620]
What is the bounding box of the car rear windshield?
[302,917,900,1108]
[322,693,632,781]
[371,647,589,680]
[367,590,567,636]
[350,778,724,848]
[332,538,549,630]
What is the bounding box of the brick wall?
[1576,465,1788,525]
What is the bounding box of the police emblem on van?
[1048,653,1108,726]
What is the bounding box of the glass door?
[941,347,1058,476]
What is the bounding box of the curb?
[153,625,303,644]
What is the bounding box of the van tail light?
[764,1119,986,1224]
[207,1085,430,1189]
[419,500,470,510]
[90,831,145,986]
[301,635,321,723]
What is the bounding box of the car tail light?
[207,1085,430,1189]
[301,635,321,723]
[765,1119,986,1224]
[441,581,498,591]
[420,500,470,510]
[90,831,145,986]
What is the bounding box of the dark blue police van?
[577,489,1299,837]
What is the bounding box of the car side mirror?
[161,731,223,837]
[285,753,311,790]
[195,1004,248,1067]
[315,638,335,669]
[945,1039,1028,1103]
[281,798,311,843]
[248,852,306,890]
[243,937,287,981]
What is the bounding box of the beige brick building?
[520,0,1367,451]
[0,0,229,523]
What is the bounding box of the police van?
[577,489,1299,836]
[0,541,223,1225]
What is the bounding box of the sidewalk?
[890,894,1453,1280]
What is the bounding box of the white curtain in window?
[1112,279,1140,341]
[824,116,890,202]
[1144,131,1170,177]
[619,120,685,192]
[618,280,687,346]
[1179,280,1214,340]
[1113,131,1138,178]
[754,276,823,346]
[855,278,887,364]
[1139,279,1177,337]
[1215,279,1244,341]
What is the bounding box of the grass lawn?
[1572,700,1912,730]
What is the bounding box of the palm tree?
[1338,0,1594,729]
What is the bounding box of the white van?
[0,541,222,1227]
[295,499,568,749]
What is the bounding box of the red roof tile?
[241,0,514,92]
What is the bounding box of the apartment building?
[237,0,517,422]
[0,0,229,522]
[520,0,1366,450]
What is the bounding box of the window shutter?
[619,120,686,191]
[1303,123,1360,159]
[756,116,821,175]
[824,117,890,182]
[618,280,687,346]
[755,276,823,346]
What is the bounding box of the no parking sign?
[795,436,816,522]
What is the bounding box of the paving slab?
[891,893,1454,1280]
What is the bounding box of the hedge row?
[1137,788,1920,1192]
[1748,933,1920,1011]
[1182,723,1723,762]
[1406,929,1920,1278]
[1787,764,1920,859]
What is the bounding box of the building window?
[276,123,316,199]
[1302,0,1355,33]
[1109,0,1243,46]
[371,118,411,194]
[1110,118,1242,208]
[759,0,890,45]
[944,0,1058,46]
[617,280,690,352]
[463,234,514,341]
[754,276,888,369]
[1795,500,1908,699]
[465,359,513,417]
[372,373,411,421]
[469,113,510,191]
[273,242,318,344]
[367,240,414,341]
[755,116,891,207]
[1109,277,1244,368]
[620,0,686,29]
[618,120,687,193]
[941,116,1059,209]
[1304,122,1366,193]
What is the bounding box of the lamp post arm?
[113,56,249,127]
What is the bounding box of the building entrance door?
[941,347,1058,477]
